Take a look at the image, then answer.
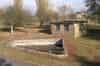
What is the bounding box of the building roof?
[51,19,87,24]
[64,19,87,23]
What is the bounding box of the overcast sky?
[0,0,86,13]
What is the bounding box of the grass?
[65,32,100,56]
[0,40,79,66]
[87,24,100,30]
[64,32,100,61]
[74,37,100,56]
[0,32,100,66]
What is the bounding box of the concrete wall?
[51,24,57,34]
[51,23,83,39]
[51,24,65,34]
[74,23,81,39]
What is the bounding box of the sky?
[0,0,86,13]
[65,0,86,11]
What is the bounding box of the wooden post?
[74,23,81,39]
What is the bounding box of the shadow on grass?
[83,29,100,40]
[0,28,27,33]
[39,25,52,34]
[75,56,100,66]
[0,28,11,32]
[39,29,51,34]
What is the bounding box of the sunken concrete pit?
[9,38,66,55]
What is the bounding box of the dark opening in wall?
[55,39,64,48]
[64,24,69,31]
[56,24,60,31]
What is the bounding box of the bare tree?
[58,5,76,20]
[14,0,22,8]
[36,0,49,27]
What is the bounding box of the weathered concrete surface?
[10,38,61,47]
